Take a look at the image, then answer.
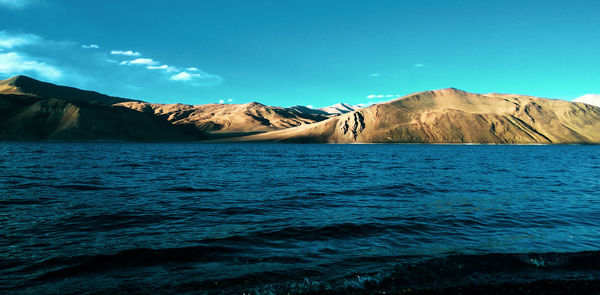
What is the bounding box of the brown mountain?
[2,76,599,143]
[115,101,329,135]
[229,88,600,144]
[0,76,203,141]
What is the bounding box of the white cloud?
[147,64,168,70]
[0,31,41,48]
[170,71,194,81]
[359,94,405,107]
[414,63,425,68]
[227,98,233,102]
[129,58,158,65]
[169,71,222,85]
[119,58,159,66]
[218,99,225,104]
[369,73,380,77]
[106,47,222,86]
[0,51,62,80]
[110,50,141,57]
[0,0,39,9]
[81,44,99,49]
[164,66,178,72]
[146,64,178,72]
[306,105,314,109]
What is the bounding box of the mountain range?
[1,75,599,143]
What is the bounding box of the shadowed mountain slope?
[0,75,136,105]
[229,88,600,144]
[0,76,203,141]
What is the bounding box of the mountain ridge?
[0,75,137,105]
[226,88,600,144]
[1,75,599,143]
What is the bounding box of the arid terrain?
[1,75,599,143]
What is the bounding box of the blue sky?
[0,0,598,107]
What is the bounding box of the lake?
[1,143,600,294]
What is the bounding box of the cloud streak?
[169,71,222,85]
[110,50,141,57]
[119,58,159,66]
[0,0,39,9]
[0,31,41,48]
[109,48,222,86]
[0,30,62,80]
[82,44,99,49]
[0,52,62,80]
[170,72,195,81]
[357,94,404,107]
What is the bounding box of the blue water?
[1,143,600,294]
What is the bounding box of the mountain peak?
[245,102,266,107]
[0,75,37,86]
[433,87,468,94]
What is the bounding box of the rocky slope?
[230,88,600,144]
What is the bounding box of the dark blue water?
[1,143,600,294]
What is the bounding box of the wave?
[51,212,178,232]
[199,222,431,245]
[0,197,57,205]
[332,182,449,197]
[13,247,600,294]
[52,184,108,191]
[192,250,600,294]
[162,186,219,192]
[32,245,237,282]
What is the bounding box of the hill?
[229,88,600,144]
[0,76,202,141]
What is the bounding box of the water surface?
[1,143,599,294]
